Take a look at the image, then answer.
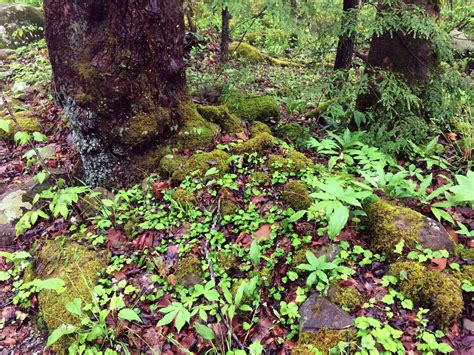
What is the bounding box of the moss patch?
[36,239,109,351]
[251,121,272,136]
[134,145,172,176]
[0,111,41,141]
[197,104,243,134]
[249,171,271,186]
[233,132,276,154]
[223,93,280,123]
[159,154,187,177]
[171,149,230,183]
[172,188,197,207]
[120,108,171,146]
[217,250,237,271]
[293,329,355,355]
[276,122,310,148]
[268,149,315,174]
[282,180,314,210]
[229,42,266,64]
[327,283,364,312]
[390,261,463,329]
[175,255,203,287]
[220,199,239,216]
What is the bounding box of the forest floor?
[0,40,473,355]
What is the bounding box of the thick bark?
[334,0,359,70]
[44,0,186,187]
[367,0,440,82]
[220,7,230,63]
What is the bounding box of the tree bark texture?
[367,0,440,82]
[334,0,359,70]
[44,0,186,187]
[220,7,230,63]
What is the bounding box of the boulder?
[365,200,455,260]
[0,5,44,48]
[450,29,474,55]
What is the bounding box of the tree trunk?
[289,0,298,47]
[44,0,186,188]
[366,0,440,82]
[334,0,359,70]
[220,7,230,63]
[185,0,197,33]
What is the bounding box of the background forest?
[0,0,473,354]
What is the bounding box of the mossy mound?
[175,255,203,287]
[217,250,237,270]
[366,200,455,261]
[390,261,463,329]
[229,42,266,64]
[276,122,310,148]
[249,171,271,186]
[251,121,272,136]
[223,93,280,123]
[293,329,355,355]
[460,264,474,284]
[268,149,315,175]
[171,149,229,183]
[159,154,187,177]
[172,188,197,207]
[196,104,243,134]
[220,199,239,216]
[36,239,109,351]
[327,283,364,313]
[233,132,276,154]
[0,111,41,141]
[175,101,221,150]
[120,108,171,146]
[282,180,314,211]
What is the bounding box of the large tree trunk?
[220,7,230,63]
[334,0,359,70]
[44,0,186,187]
[366,0,440,82]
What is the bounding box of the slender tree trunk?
[220,7,230,63]
[185,0,197,33]
[289,0,298,47]
[334,0,359,70]
[44,0,186,187]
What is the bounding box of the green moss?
[229,42,266,64]
[159,154,187,177]
[460,265,474,284]
[134,145,172,176]
[282,180,314,211]
[37,239,109,352]
[0,111,41,141]
[366,200,425,260]
[223,93,280,123]
[290,246,312,271]
[327,283,364,312]
[293,329,355,355]
[249,172,271,186]
[217,250,237,270]
[175,101,221,150]
[233,132,276,154]
[220,199,239,216]
[251,121,272,136]
[175,255,203,287]
[197,105,243,134]
[277,122,310,147]
[268,149,314,174]
[120,108,171,146]
[172,188,197,207]
[390,261,463,329]
[171,149,230,183]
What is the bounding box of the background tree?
[334,0,359,70]
[44,0,186,187]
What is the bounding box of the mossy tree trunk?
[334,0,359,70]
[220,6,231,63]
[44,0,186,187]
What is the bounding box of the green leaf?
[327,205,349,239]
[195,323,215,340]
[288,210,306,222]
[249,240,260,266]
[450,171,474,203]
[0,119,10,133]
[36,171,47,184]
[32,278,65,293]
[0,271,11,281]
[205,167,219,177]
[361,334,376,349]
[118,308,142,323]
[249,339,264,355]
[46,324,77,347]
[66,298,82,317]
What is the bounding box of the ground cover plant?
[0,0,473,354]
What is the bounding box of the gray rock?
[450,29,474,55]
[463,318,474,333]
[418,217,456,254]
[0,5,44,48]
[299,294,354,332]
[0,223,16,247]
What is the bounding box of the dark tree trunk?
[367,0,440,82]
[185,0,197,33]
[220,7,230,63]
[44,0,186,187]
[334,0,359,70]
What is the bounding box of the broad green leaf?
[0,271,10,281]
[118,308,142,323]
[0,119,10,133]
[66,298,82,317]
[328,205,349,239]
[46,324,77,347]
[249,240,260,266]
[195,323,215,340]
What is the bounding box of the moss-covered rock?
[0,111,41,141]
[36,239,109,352]
[220,199,239,216]
[175,255,203,287]
[366,200,456,260]
[249,171,271,186]
[251,121,272,136]
[217,250,237,271]
[233,132,276,154]
[276,122,310,148]
[268,149,314,175]
[175,101,221,149]
[282,180,314,210]
[223,93,280,123]
[229,42,266,64]
[134,145,172,176]
[120,108,171,146]
[293,329,355,355]
[390,261,463,329]
[196,104,243,134]
[159,154,187,177]
[172,188,197,207]
[0,5,44,48]
[327,283,364,313]
[171,149,229,183]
